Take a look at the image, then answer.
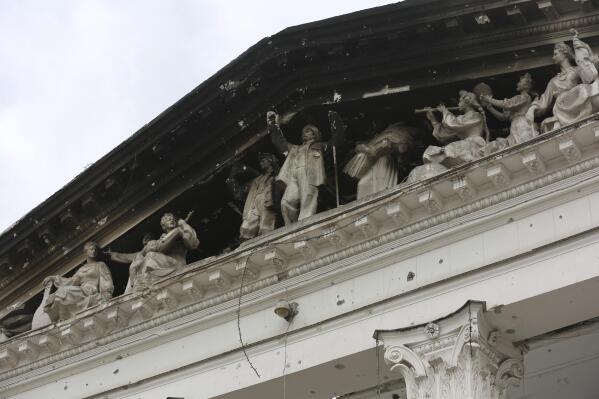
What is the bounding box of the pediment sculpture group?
[36,32,599,325]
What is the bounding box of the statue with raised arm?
[408,90,486,183]
[226,153,279,241]
[106,233,156,293]
[267,110,345,225]
[481,73,538,148]
[344,123,416,199]
[42,241,113,322]
[526,31,599,132]
[130,212,199,291]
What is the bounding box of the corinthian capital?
[374,301,523,399]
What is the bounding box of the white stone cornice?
[2,117,599,384]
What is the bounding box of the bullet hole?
[334,364,345,370]
[511,315,518,319]
[407,271,415,281]
[505,328,516,334]
[508,217,514,223]
[337,299,345,306]
[547,348,552,352]
[297,360,302,364]
[116,355,123,360]
[559,215,563,219]
[529,223,533,228]
[64,385,68,390]
[113,369,119,375]
[438,258,443,264]
[310,390,316,394]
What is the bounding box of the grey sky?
[0,0,394,232]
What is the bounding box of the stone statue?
[42,241,113,322]
[481,73,538,149]
[226,153,279,241]
[127,213,199,291]
[408,91,486,183]
[106,233,156,293]
[267,110,345,225]
[343,123,415,199]
[526,32,599,132]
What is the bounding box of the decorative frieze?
[558,138,582,164]
[263,248,288,271]
[418,190,443,214]
[355,216,378,239]
[293,240,317,260]
[208,270,232,292]
[522,151,546,175]
[487,164,512,189]
[452,176,477,202]
[386,201,411,225]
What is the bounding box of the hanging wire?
[376,337,382,399]
[237,254,261,378]
[282,315,293,399]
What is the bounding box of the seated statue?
[344,123,415,199]
[127,213,199,291]
[41,241,114,322]
[106,233,156,294]
[226,153,279,241]
[527,32,599,132]
[408,91,486,183]
[481,73,538,152]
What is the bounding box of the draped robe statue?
[481,73,538,151]
[408,91,486,183]
[527,34,599,132]
[344,123,415,199]
[128,213,199,291]
[42,241,113,322]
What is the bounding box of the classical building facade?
[1,1,599,398]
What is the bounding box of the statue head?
[553,42,574,64]
[458,90,481,112]
[160,213,178,232]
[301,124,321,144]
[517,73,534,92]
[258,152,279,174]
[83,241,100,259]
[382,123,414,154]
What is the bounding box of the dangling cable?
[237,255,260,378]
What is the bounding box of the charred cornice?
[1,0,599,314]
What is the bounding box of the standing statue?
[481,73,538,148]
[343,123,415,199]
[226,153,279,241]
[41,241,113,322]
[408,91,486,183]
[129,213,199,291]
[267,111,345,225]
[106,233,156,293]
[527,32,599,132]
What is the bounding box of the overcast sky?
[0,0,395,232]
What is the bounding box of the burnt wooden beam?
[444,18,465,37]
[573,0,595,11]
[537,1,559,20]
[506,6,528,26]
